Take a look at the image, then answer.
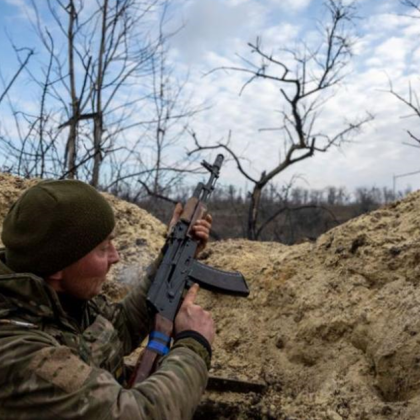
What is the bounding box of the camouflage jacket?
[0,250,210,420]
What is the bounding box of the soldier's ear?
[48,270,63,281]
[43,270,64,293]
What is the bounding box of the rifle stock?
[128,314,173,386]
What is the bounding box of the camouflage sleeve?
[0,333,208,420]
[102,256,161,355]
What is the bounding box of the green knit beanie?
[1,179,115,277]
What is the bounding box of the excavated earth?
[1,173,420,420]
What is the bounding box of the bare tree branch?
[190,0,371,240]
[388,76,420,149]
[137,180,178,204]
[256,204,339,239]
[0,48,34,106]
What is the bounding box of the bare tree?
[0,47,35,174]
[41,0,165,185]
[102,37,207,208]
[0,38,62,178]
[137,43,206,207]
[189,0,372,240]
[0,0,176,186]
[389,80,420,149]
[386,1,420,151]
[253,181,340,240]
[0,0,207,198]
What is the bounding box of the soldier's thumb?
[183,283,199,306]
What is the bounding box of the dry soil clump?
[2,174,420,420]
[195,191,420,420]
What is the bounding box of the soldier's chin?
[97,277,108,292]
[87,279,106,299]
[95,283,105,295]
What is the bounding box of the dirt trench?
[2,173,420,420]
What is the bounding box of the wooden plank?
[207,375,267,394]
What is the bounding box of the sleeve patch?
[28,346,92,393]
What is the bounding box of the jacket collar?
[0,248,67,321]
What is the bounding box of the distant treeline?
[118,184,412,245]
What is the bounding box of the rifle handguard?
[181,198,208,236]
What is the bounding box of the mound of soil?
[2,173,420,420]
[195,191,420,420]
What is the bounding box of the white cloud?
[271,0,312,12]
[366,37,409,69]
[4,0,26,10]
[4,0,35,21]
[171,0,266,64]
[259,23,301,49]
[362,12,408,41]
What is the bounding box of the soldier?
[0,179,214,419]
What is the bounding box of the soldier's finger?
[192,231,208,243]
[195,219,211,229]
[183,283,200,305]
[193,222,211,235]
[192,225,209,234]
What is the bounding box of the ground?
[1,173,420,420]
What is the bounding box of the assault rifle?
[129,154,249,385]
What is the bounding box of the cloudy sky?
[1,0,419,194]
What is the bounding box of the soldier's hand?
[191,214,212,255]
[174,284,215,345]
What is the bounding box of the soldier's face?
[56,233,120,300]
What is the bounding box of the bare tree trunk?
[248,184,262,240]
[66,0,78,179]
[66,123,78,179]
[154,126,163,195]
[91,0,108,187]
[92,113,103,187]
